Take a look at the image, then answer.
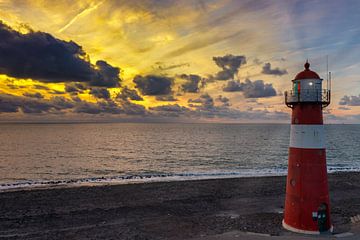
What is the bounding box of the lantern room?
[285,61,330,108]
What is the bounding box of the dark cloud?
[23,92,44,99]
[71,96,82,102]
[74,101,122,115]
[338,106,351,110]
[222,80,242,92]
[117,86,143,101]
[149,104,188,117]
[0,94,53,114]
[213,54,246,80]
[339,95,360,106]
[179,74,202,93]
[0,93,149,116]
[188,93,214,110]
[223,79,277,98]
[89,60,121,87]
[0,94,77,114]
[0,21,120,87]
[0,94,20,113]
[90,88,111,99]
[155,95,178,101]
[261,63,287,76]
[50,96,75,110]
[65,83,87,93]
[186,93,288,120]
[118,99,147,115]
[217,95,230,107]
[133,75,173,95]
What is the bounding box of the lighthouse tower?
[283,61,331,234]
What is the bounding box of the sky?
[0,0,360,123]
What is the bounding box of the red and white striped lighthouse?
[283,61,332,234]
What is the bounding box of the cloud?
[222,80,242,92]
[261,63,287,76]
[74,100,121,114]
[217,95,230,106]
[33,85,50,90]
[165,30,247,58]
[0,92,142,116]
[65,83,87,94]
[89,88,111,99]
[118,99,147,115]
[185,92,288,120]
[90,60,121,87]
[223,79,277,98]
[50,90,65,95]
[155,95,178,101]
[133,75,173,95]
[179,74,202,93]
[23,92,44,99]
[117,86,143,101]
[213,54,246,80]
[6,84,26,90]
[339,95,360,106]
[58,1,104,33]
[149,104,188,117]
[253,58,263,65]
[0,94,21,113]
[50,96,75,110]
[188,93,214,110]
[153,62,190,71]
[338,106,351,110]
[0,94,53,113]
[0,21,120,87]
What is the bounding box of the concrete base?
[282,220,320,235]
[282,220,334,235]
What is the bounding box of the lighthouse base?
[282,220,333,235]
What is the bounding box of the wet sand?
[0,172,359,240]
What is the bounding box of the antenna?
[329,72,332,91]
[326,55,329,90]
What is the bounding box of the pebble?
[350,214,360,223]
[335,232,354,238]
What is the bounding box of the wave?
[1,167,359,192]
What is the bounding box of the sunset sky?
[1,0,360,123]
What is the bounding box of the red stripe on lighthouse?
[291,104,323,125]
[284,148,331,232]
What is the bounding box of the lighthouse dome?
[294,61,320,80]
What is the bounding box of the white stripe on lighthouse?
[289,124,325,149]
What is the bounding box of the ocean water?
[0,123,359,190]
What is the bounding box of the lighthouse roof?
[294,61,320,80]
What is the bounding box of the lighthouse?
[283,61,331,234]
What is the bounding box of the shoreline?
[0,172,359,239]
[1,169,360,193]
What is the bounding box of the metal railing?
[285,89,330,108]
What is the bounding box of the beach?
[0,172,359,240]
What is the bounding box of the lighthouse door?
[317,203,328,232]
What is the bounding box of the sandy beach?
[0,172,359,240]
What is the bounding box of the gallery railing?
[285,89,330,108]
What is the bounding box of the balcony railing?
[285,89,330,108]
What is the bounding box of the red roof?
[294,61,320,80]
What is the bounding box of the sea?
[0,123,359,190]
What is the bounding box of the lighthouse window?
[290,179,296,186]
